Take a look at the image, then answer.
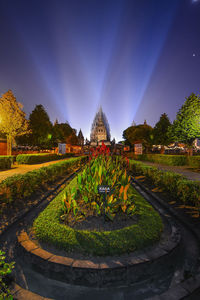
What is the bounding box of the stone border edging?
[10,282,52,300]
[17,215,181,288]
[131,177,200,300]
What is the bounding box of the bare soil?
[66,213,139,231]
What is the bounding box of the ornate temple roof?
[90,106,111,142]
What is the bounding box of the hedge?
[34,176,163,256]
[187,156,200,168]
[129,160,200,208]
[127,153,200,168]
[16,153,75,164]
[0,156,14,170]
[0,156,87,205]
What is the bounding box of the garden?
[33,143,163,256]
[1,145,199,299]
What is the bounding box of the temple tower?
[90,106,111,145]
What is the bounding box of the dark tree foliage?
[153,113,172,146]
[53,123,78,145]
[123,123,153,153]
[28,105,53,149]
[170,93,200,147]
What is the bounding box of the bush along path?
[0,156,87,235]
[16,153,75,164]
[129,159,200,213]
[127,153,200,169]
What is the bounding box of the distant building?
[90,106,111,146]
[78,129,84,146]
[131,120,136,126]
[194,138,200,148]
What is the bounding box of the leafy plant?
[61,188,79,221]
[61,143,135,221]
[0,250,14,299]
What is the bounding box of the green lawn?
[33,175,163,256]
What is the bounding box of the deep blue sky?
[0,0,200,141]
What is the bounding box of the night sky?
[0,0,200,142]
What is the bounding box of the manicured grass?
[33,175,163,256]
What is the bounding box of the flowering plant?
[62,143,135,221]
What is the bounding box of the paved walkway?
[140,161,200,182]
[0,159,71,182]
[1,159,200,183]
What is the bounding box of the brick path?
[0,159,71,182]
[140,161,200,182]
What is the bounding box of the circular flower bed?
[33,144,163,256]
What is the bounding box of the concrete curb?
[131,177,200,300]
[10,282,52,300]
[17,216,180,288]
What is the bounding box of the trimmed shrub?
[187,156,200,168]
[0,156,14,170]
[128,154,187,166]
[0,156,87,205]
[129,160,200,208]
[16,153,75,164]
[127,153,200,168]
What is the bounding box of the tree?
[52,122,78,145]
[153,113,172,152]
[0,90,29,155]
[28,105,53,149]
[170,93,200,155]
[66,134,79,145]
[123,123,154,153]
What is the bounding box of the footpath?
[0,158,71,183]
[0,159,200,183]
[139,161,200,182]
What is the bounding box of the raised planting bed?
[33,145,163,256]
[0,156,87,207]
[129,159,200,209]
[16,153,75,164]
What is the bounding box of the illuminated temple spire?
[90,106,111,143]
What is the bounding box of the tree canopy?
[0,90,29,154]
[28,104,53,149]
[153,113,172,146]
[123,123,153,153]
[170,93,200,146]
[53,123,78,145]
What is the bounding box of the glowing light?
[0,1,180,142]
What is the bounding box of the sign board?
[134,143,143,155]
[58,143,66,154]
[98,185,111,194]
